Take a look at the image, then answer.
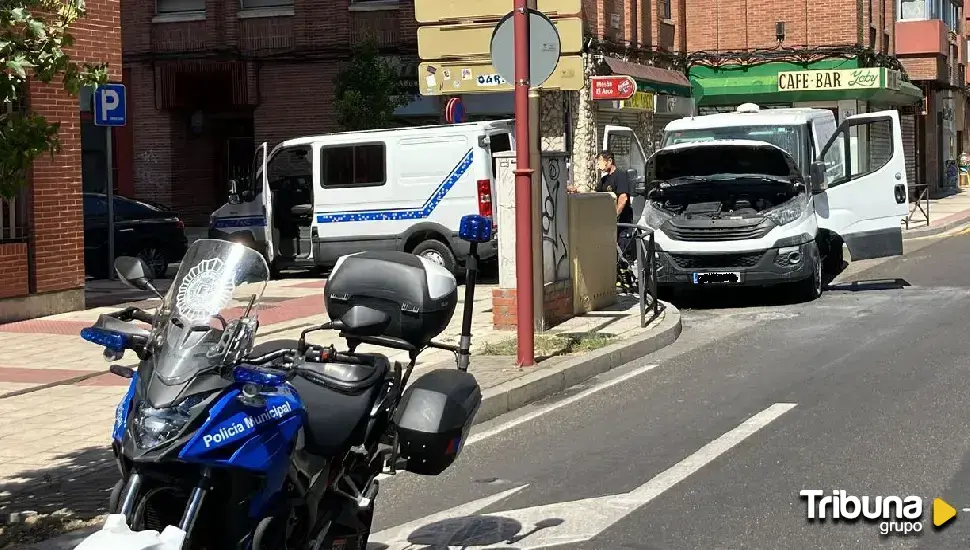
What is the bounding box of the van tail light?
[174,218,185,230]
[476,179,493,219]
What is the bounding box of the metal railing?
[905,183,930,229]
[617,223,663,328]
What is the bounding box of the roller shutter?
[900,112,917,184]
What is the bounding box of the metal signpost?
[93,83,127,280]
[490,7,561,367]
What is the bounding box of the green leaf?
[6,59,26,79]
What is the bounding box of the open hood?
[650,140,802,184]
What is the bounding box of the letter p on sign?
[94,83,127,127]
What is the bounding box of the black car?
[83,192,189,279]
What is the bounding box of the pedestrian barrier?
[905,183,930,229]
[617,222,663,328]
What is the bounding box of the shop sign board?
[419,55,584,95]
[415,0,581,24]
[590,75,637,100]
[620,91,655,111]
[777,68,881,91]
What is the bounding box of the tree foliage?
[333,39,412,132]
[1,0,107,198]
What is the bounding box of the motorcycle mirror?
[114,256,162,297]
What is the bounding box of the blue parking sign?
[94,83,127,127]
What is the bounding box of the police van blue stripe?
[212,216,267,229]
[315,149,474,224]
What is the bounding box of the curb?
[473,302,683,425]
[902,210,970,240]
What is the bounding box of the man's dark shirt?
[598,169,634,224]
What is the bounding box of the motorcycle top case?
[393,369,482,475]
[325,251,458,346]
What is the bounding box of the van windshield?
[663,125,808,173]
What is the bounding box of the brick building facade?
[0,1,123,322]
[120,0,421,226]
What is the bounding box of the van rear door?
[815,111,908,260]
[255,142,274,263]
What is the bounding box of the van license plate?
[693,272,741,284]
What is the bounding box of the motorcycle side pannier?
[325,251,458,346]
[393,369,482,475]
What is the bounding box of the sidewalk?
[0,277,681,549]
[902,187,970,239]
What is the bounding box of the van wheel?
[793,243,823,302]
[411,239,457,274]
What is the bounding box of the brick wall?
[492,288,517,331]
[27,0,122,295]
[124,0,415,223]
[491,283,575,331]
[0,244,29,300]
[686,0,870,51]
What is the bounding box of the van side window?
[320,143,386,188]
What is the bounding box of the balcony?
[895,19,948,57]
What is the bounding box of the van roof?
[664,108,832,132]
[279,119,514,147]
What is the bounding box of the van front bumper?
[654,242,816,287]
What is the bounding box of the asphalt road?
[366,229,970,549]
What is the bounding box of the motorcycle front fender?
[73,514,186,550]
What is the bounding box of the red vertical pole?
[512,0,535,366]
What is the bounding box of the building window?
[320,144,387,188]
[157,0,204,14]
[239,0,293,9]
[899,0,926,19]
[661,0,672,20]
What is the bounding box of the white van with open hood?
[628,104,909,300]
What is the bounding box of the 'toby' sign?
[94,84,127,127]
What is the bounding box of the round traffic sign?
[444,97,466,124]
[489,9,562,89]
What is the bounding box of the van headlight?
[764,202,808,226]
[641,204,673,230]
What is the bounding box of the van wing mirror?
[810,161,828,193]
[228,179,242,205]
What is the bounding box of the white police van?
[620,103,909,300]
[208,121,516,276]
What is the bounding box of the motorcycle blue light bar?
[80,327,129,352]
[232,365,287,388]
[458,214,493,244]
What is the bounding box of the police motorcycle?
[73,214,494,550]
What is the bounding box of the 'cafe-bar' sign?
[777,68,881,91]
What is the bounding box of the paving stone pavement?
[0,271,656,541]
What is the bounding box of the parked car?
[83,192,189,279]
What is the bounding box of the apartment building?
[0,2,123,321]
[683,0,923,189]
[119,0,423,226]
[896,0,965,193]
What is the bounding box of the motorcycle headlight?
[764,201,808,226]
[131,394,206,450]
[641,204,673,230]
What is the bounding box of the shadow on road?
[0,446,116,547]
[367,514,565,549]
[826,278,912,292]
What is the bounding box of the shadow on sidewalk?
[0,446,116,546]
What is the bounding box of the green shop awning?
[604,57,692,97]
[690,61,923,107]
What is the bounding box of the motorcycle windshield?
[149,239,270,385]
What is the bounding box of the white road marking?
[376,363,660,482]
[467,363,660,445]
[371,402,797,549]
